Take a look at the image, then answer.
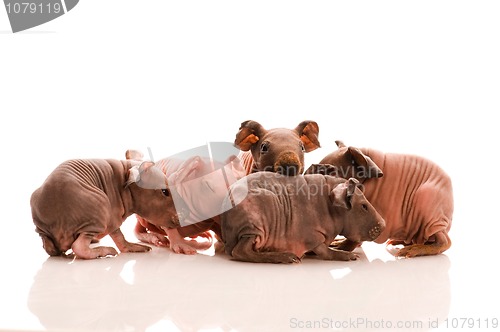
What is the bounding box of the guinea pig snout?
[171,214,181,227]
[169,207,188,228]
[174,208,191,227]
[369,222,385,240]
[274,152,303,176]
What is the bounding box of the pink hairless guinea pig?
[306,140,453,258]
[126,144,247,255]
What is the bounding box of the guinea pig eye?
[260,142,270,153]
[161,189,170,197]
[361,204,368,211]
[300,142,306,152]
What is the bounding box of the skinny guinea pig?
[31,159,180,259]
[306,140,453,258]
[126,146,246,255]
[221,172,385,263]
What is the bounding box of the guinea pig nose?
[369,225,382,240]
[274,152,302,176]
[171,216,181,227]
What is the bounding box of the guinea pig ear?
[223,155,247,182]
[295,120,320,152]
[135,161,168,189]
[332,178,362,209]
[330,182,351,210]
[234,120,266,151]
[304,163,338,176]
[348,147,383,179]
[347,178,362,197]
[335,140,347,149]
[125,149,144,161]
[126,165,141,187]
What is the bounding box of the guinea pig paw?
[346,252,359,261]
[120,242,152,253]
[170,243,198,255]
[280,253,301,264]
[93,247,118,259]
[184,238,212,251]
[136,233,169,247]
[151,236,169,247]
[331,250,358,261]
[395,245,419,258]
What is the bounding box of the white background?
[1,1,499,331]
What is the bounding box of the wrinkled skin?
[127,151,246,254]
[30,159,180,259]
[235,120,321,176]
[221,173,385,264]
[306,140,453,258]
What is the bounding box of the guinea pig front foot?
[110,229,151,253]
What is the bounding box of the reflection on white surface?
[329,267,352,280]
[23,244,451,332]
[119,260,136,286]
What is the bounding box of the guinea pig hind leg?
[395,231,451,258]
[313,243,358,261]
[231,236,301,264]
[71,233,118,259]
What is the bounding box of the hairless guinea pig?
[30,159,180,259]
[235,120,321,175]
[305,140,453,258]
[221,172,385,263]
[126,148,246,255]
